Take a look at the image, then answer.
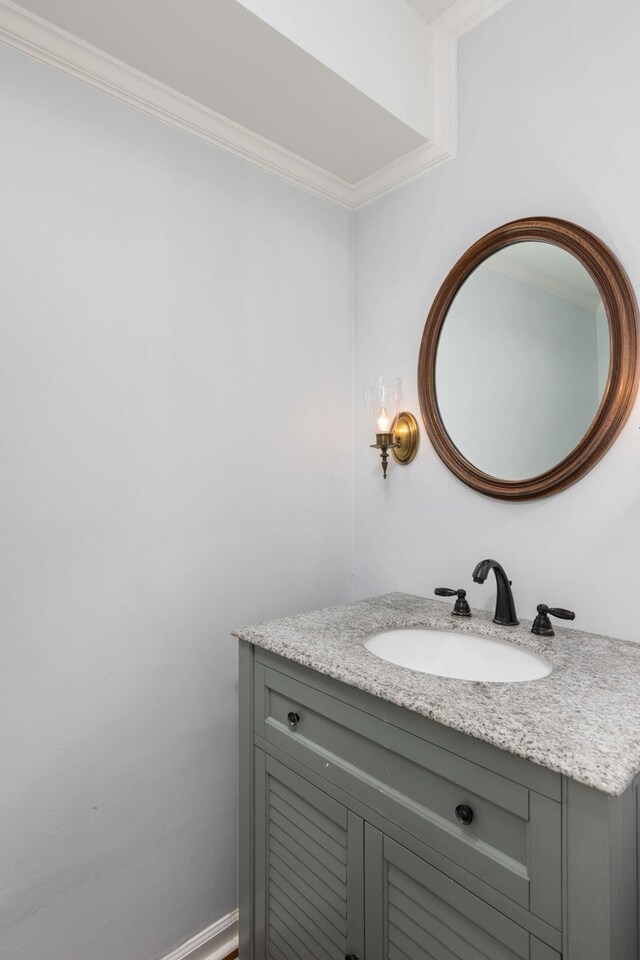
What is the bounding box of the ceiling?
[406,0,461,21]
[0,0,510,208]
[10,0,427,184]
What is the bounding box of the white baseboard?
[160,910,238,960]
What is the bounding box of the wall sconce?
[363,377,419,479]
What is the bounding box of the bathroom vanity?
[235,593,640,960]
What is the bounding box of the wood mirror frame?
[418,217,639,501]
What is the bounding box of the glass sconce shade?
[363,377,402,436]
[363,376,418,480]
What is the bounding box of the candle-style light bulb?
[377,407,390,433]
[363,378,404,479]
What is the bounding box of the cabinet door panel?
[255,750,364,960]
[365,826,560,960]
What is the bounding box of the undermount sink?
[364,627,552,683]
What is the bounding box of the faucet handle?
[531,603,575,637]
[435,587,471,618]
[548,607,575,620]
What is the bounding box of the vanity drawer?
[254,658,562,931]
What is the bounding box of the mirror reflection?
[435,241,609,481]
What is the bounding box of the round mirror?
[436,241,609,480]
[418,219,639,500]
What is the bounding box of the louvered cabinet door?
[364,827,560,960]
[254,751,365,960]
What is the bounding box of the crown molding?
[433,0,512,39]
[352,22,457,210]
[0,0,354,208]
[0,0,510,210]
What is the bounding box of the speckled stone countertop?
[233,592,640,796]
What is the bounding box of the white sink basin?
[364,627,552,683]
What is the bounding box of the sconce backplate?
[391,411,419,465]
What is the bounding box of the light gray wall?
[0,43,352,960]
[5,0,640,956]
[353,0,640,643]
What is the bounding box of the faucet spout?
[472,558,519,626]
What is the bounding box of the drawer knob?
[345,955,359,960]
[455,804,474,826]
[287,711,300,729]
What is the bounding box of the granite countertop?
[233,592,640,797]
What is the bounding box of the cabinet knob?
[345,955,359,960]
[287,711,300,729]
[455,804,474,826]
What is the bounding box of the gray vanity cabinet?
[253,751,365,960]
[239,641,639,960]
[252,753,557,960]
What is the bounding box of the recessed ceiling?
[9,0,428,184]
[0,0,511,208]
